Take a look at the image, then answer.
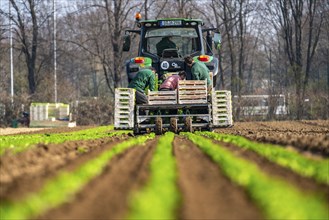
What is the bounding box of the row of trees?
[0,0,328,124]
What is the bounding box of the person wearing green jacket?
[128,67,156,104]
[184,56,211,88]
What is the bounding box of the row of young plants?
[0,126,130,155]
[127,132,180,219]
[183,132,328,220]
[1,130,327,219]
[0,133,155,220]
[200,131,329,185]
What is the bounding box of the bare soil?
[0,135,130,202]
[0,128,47,135]
[0,126,93,136]
[215,120,329,157]
[173,136,263,219]
[39,139,157,220]
[0,120,328,219]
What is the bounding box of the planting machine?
[114,15,233,134]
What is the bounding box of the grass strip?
[200,131,329,185]
[0,133,155,220]
[127,132,180,219]
[0,125,131,155]
[183,132,328,220]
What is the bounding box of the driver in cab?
[156,36,176,57]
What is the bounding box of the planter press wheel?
[133,125,140,135]
[169,117,178,133]
[155,117,163,135]
[184,116,193,132]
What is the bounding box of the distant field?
[0,128,46,135]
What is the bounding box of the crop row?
[125,131,327,219]
[0,133,155,220]
[127,132,179,219]
[1,131,328,219]
[200,131,329,184]
[0,126,131,155]
[184,132,328,219]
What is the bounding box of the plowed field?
[0,120,328,220]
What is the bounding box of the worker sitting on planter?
[159,71,186,91]
[184,55,212,92]
[128,66,156,104]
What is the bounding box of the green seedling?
[127,132,180,219]
[0,133,155,220]
[200,131,329,185]
[183,132,328,220]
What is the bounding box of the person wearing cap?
[128,67,156,104]
[184,56,211,88]
[156,36,176,56]
[159,71,186,91]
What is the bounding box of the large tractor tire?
[169,117,178,133]
[184,116,193,132]
[155,117,163,135]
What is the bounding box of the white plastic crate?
[114,88,135,129]
[148,90,177,105]
[178,80,208,104]
[30,104,48,120]
[212,90,233,126]
[30,103,69,121]
[59,105,70,119]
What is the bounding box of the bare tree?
[0,0,53,96]
[0,12,8,93]
[60,0,140,95]
[10,0,37,95]
[302,0,324,107]
[274,0,324,119]
[222,0,238,95]
[175,0,191,17]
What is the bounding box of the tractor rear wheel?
[155,117,163,135]
[184,116,193,132]
[169,117,178,133]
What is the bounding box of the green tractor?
[123,17,221,86]
[115,15,232,134]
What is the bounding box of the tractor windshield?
[144,28,200,57]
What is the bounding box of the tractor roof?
[137,18,204,28]
[140,18,203,23]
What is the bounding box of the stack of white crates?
[30,104,48,121]
[30,103,69,121]
[212,90,233,127]
[114,88,135,129]
[59,105,70,120]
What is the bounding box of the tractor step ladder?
[212,90,233,127]
[114,88,135,129]
[148,90,177,105]
[178,80,208,104]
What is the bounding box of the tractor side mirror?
[213,32,221,50]
[206,33,213,55]
[123,34,131,52]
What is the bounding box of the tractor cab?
[123,16,221,86]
